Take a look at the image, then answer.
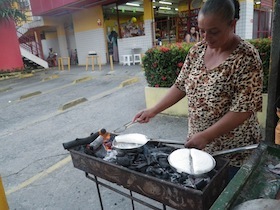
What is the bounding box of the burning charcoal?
[103,150,118,162]
[131,162,148,172]
[158,157,170,168]
[146,166,169,179]
[84,145,95,156]
[116,150,126,157]
[149,152,169,166]
[182,178,196,189]
[170,172,181,183]
[116,156,134,167]
[135,153,146,161]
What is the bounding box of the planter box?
[257,93,268,128]
[145,86,189,116]
[145,87,268,128]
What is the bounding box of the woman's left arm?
[185,111,252,149]
[195,31,200,42]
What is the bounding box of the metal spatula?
[212,144,259,157]
[113,121,138,133]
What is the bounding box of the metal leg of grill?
[85,172,164,210]
[162,204,166,210]
[130,190,135,210]
[85,172,104,210]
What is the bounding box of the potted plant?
[142,43,192,116]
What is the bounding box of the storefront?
[102,0,273,65]
[28,0,273,67]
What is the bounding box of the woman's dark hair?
[199,0,240,21]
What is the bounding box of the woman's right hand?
[133,108,156,123]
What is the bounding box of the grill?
[67,132,229,210]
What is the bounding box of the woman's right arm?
[133,85,186,123]
[185,34,191,43]
[195,31,200,42]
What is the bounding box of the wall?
[117,19,153,64]
[30,0,80,15]
[117,0,154,64]
[42,32,60,59]
[0,20,24,71]
[72,6,106,65]
[236,0,254,39]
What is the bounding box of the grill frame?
[69,146,229,210]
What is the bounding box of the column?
[143,0,154,47]
[57,24,69,57]
[236,0,254,39]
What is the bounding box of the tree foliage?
[0,0,26,23]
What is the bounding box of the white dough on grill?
[168,148,216,175]
[114,133,148,145]
[191,149,215,174]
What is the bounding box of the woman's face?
[190,27,196,35]
[198,13,236,49]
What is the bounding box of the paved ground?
[0,64,188,210]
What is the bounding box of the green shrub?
[143,43,192,88]
[248,38,271,93]
[143,38,271,93]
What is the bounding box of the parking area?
[0,64,187,210]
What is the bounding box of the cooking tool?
[112,133,148,149]
[69,145,229,210]
[168,148,216,175]
[112,133,259,156]
[113,121,138,133]
[62,129,105,150]
[212,144,259,157]
[167,144,259,175]
[112,133,185,150]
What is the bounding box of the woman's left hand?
[184,132,210,149]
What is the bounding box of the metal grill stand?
[85,172,167,210]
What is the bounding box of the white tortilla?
[114,133,148,145]
[168,148,216,175]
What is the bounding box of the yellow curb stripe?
[19,73,34,79]
[0,87,12,93]
[6,156,71,196]
[119,77,139,88]
[19,91,42,100]
[42,74,59,82]
[59,97,88,111]
[73,76,93,84]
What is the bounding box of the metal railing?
[17,30,43,59]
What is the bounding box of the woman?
[185,26,199,43]
[133,0,263,175]
[110,30,119,62]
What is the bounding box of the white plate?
[168,148,216,175]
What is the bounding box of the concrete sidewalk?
[38,63,145,79]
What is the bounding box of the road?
[0,65,188,210]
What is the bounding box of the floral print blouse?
[175,39,263,167]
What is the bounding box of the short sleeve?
[174,49,194,92]
[230,49,263,113]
